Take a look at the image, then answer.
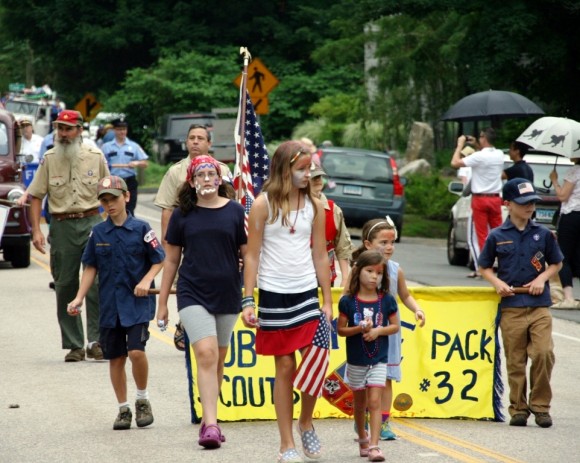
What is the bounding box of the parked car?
[320,147,406,239]
[447,152,573,266]
[0,109,31,268]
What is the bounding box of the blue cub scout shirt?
[478,218,563,309]
[82,215,165,328]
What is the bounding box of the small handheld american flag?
[293,312,331,397]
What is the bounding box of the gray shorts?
[346,363,387,391]
[179,305,238,347]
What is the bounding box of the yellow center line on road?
[31,254,51,272]
[395,419,527,463]
[149,324,176,346]
[395,429,486,463]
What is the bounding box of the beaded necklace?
[355,292,382,358]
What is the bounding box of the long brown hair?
[346,250,388,296]
[262,140,316,226]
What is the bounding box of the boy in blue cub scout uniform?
[68,175,165,431]
[101,118,149,215]
[478,177,563,429]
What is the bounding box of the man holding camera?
[451,127,504,266]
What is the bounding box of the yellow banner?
[185,287,502,422]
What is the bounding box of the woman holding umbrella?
[550,158,580,309]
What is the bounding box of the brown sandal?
[368,446,385,462]
[173,321,185,351]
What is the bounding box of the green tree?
[367,11,469,148]
[103,49,240,147]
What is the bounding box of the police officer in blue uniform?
[101,118,148,215]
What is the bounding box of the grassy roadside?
[403,214,448,239]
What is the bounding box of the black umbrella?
[441,90,544,122]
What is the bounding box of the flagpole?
[237,47,251,200]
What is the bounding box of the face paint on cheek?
[292,171,307,188]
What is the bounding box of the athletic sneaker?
[135,399,154,427]
[380,421,397,440]
[113,406,132,430]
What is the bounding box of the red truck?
[0,108,31,267]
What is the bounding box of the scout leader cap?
[54,110,83,127]
[502,177,541,204]
[98,176,128,198]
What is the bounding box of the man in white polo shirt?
[451,127,504,265]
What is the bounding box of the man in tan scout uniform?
[28,110,110,362]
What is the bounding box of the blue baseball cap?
[502,178,541,204]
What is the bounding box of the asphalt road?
[1,194,579,462]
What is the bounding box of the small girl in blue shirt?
[337,250,399,462]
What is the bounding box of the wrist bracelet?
[242,300,256,309]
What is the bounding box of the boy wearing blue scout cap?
[68,175,165,430]
[478,178,563,429]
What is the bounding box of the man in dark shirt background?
[503,141,534,182]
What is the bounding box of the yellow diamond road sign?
[74,93,102,122]
[234,58,279,99]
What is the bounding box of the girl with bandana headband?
[242,140,333,463]
[345,217,426,442]
[156,155,246,450]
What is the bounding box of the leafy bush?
[405,172,457,220]
[141,161,170,188]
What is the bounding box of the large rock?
[405,122,434,164]
[399,159,431,177]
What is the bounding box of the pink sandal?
[368,446,385,462]
[354,436,370,457]
[198,422,223,449]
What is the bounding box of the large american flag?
[293,312,331,397]
[233,91,269,230]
